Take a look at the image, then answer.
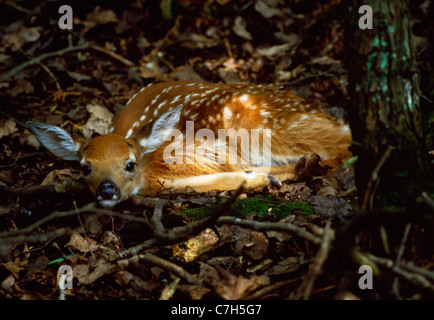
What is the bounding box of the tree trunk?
[344,0,433,209]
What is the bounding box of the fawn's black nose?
[96,180,120,200]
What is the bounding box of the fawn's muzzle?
[96,180,120,207]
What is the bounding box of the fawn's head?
[27,105,183,207]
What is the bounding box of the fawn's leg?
[160,164,298,193]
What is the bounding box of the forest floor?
[0,0,433,300]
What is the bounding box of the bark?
[344,0,433,209]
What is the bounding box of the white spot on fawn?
[223,107,232,119]
[238,94,249,102]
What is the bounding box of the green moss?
[273,201,314,219]
[180,195,314,221]
[182,206,215,220]
[231,195,313,220]
[232,195,274,218]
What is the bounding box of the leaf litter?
[0,0,433,301]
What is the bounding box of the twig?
[132,195,215,207]
[0,228,70,244]
[0,203,147,241]
[131,196,165,207]
[170,184,245,237]
[0,40,137,84]
[421,192,434,211]
[224,38,233,59]
[216,216,322,245]
[294,220,334,299]
[0,43,89,83]
[392,223,412,299]
[116,239,158,260]
[0,203,94,240]
[1,179,87,196]
[139,253,202,286]
[150,183,246,244]
[89,44,135,67]
[244,279,299,300]
[366,253,434,293]
[361,145,394,210]
[1,184,59,196]
[37,61,61,91]
[400,262,434,282]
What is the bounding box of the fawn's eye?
[125,161,136,172]
[82,165,91,176]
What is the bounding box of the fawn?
[28,81,351,207]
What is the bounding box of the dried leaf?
[316,185,338,197]
[311,55,341,66]
[9,79,34,96]
[264,257,300,276]
[310,195,352,218]
[1,274,15,293]
[175,66,204,82]
[139,59,161,79]
[177,284,211,300]
[1,258,26,279]
[79,6,119,33]
[66,71,92,82]
[81,103,114,139]
[66,233,99,253]
[254,0,282,19]
[257,43,292,58]
[74,261,118,285]
[336,167,356,192]
[239,231,269,260]
[25,256,49,276]
[233,16,252,40]
[0,119,18,139]
[113,270,153,296]
[2,24,42,51]
[102,231,121,248]
[207,266,269,300]
[176,32,218,49]
[277,182,312,197]
[41,169,74,186]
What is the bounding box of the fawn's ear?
[133,104,183,155]
[27,122,83,161]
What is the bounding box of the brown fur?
[40,81,352,204]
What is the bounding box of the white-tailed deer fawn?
[28,81,351,208]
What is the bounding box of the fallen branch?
[366,253,434,293]
[116,239,158,260]
[361,145,394,210]
[139,253,202,286]
[0,179,88,196]
[0,42,89,83]
[392,223,412,298]
[216,215,321,245]
[294,220,334,299]
[131,195,215,207]
[0,203,147,241]
[0,41,136,83]
[149,183,246,244]
[89,44,135,67]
